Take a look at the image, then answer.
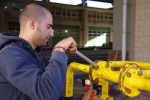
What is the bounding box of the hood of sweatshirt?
[0,32,42,55]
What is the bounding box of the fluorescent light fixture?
[86,1,113,9]
[50,0,81,5]
[34,0,42,1]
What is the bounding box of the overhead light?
[65,30,68,33]
[50,0,81,5]
[34,0,42,1]
[4,6,8,9]
[86,1,113,9]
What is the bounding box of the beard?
[34,27,46,47]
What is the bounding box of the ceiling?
[24,0,113,4]
[90,0,113,4]
[43,0,114,5]
[80,0,114,9]
[24,0,114,9]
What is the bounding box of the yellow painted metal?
[91,61,118,100]
[142,70,150,78]
[65,60,150,99]
[96,61,120,83]
[118,64,140,97]
[108,61,150,69]
[65,62,90,97]
[96,79,114,100]
[130,76,150,92]
[118,63,150,97]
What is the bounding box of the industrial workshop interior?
[1,0,150,100]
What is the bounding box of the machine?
[65,50,150,100]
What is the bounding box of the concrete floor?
[108,82,150,100]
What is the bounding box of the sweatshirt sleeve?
[0,46,68,100]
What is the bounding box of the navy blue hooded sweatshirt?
[0,32,81,100]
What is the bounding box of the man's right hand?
[54,37,77,54]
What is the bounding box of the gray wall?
[113,0,136,60]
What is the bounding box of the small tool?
[75,50,99,69]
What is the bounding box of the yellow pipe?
[142,70,150,78]
[65,61,150,98]
[118,64,150,97]
[68,62,90,73]
[108,61,150,69]
[130,77,150,92]
[65,62,90,97]
[91,61,117,99]
[97,69,120,83]
[95,61,120,83]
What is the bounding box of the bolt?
[94,78,99,85]
[138,89,141,92]
[138,71,143,76]
[126,88,131,94]
[122,66,126,72]
[126,72,131,77]
[135,67,138,70]
[106,63,109,68]
[132,64,138,69]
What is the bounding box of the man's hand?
[54,37,77,54]
[82,85,97,100]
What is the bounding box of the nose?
[49,29,54,37]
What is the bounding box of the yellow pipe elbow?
[65,62,90,97]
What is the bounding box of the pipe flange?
[118,63,143,97]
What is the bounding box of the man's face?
[34,13,54,47]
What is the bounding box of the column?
[82,8,88,46]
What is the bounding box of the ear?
[29,18,35,30]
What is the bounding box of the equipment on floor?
[65,51,150,100]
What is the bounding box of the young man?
[0,3,97,100]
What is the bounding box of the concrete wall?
[113,0,135,60]
[134,0,150,62]
[113,0,123,51]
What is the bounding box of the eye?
[47,25,51,29]
[47,24,53,29]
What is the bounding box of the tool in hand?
[75,50,99,69]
